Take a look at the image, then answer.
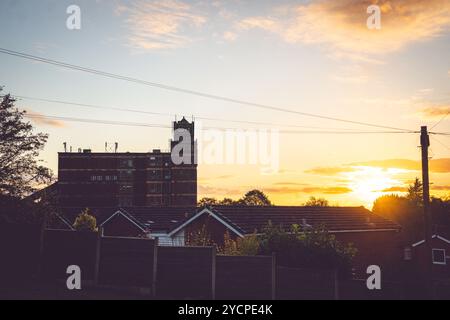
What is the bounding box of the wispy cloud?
[379,186,408,192]
[264,185,352,195]
[349,158,450,173]
[117,0,206,50]
[300,186,352,195]
[305,166,356,176]
[230,0,450,59]
[419,105,450,119]
[25,110,65,128]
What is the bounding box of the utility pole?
[420,126,433,298]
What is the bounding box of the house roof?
[55,206,196,233]
[204,205,401,234]
[54,205,400,235]
[412,235,450,247]
[120,206,196,233]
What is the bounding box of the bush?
[258,222,357,277]
[73,208,97,232]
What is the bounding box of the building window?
[404,247,412,261]
[432,249,446,265]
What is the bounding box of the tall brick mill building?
[57,118,197,207]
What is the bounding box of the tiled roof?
[207,206,401,234]
[56,207,123,227]
[122,207,196,232]
[56,205,400,235]
[57,206,197,233]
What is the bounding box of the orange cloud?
[419,105,450,119]
[379,186,408,192]
[349,158,450,173]
[24,110,65,128]
[264,185,352,195]
[300,186,352,195]
[234,0,450,57]
[305,166,356,176]
[432,185,450,191]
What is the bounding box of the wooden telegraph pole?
[420,126,433,298]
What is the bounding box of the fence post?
[37,220,46,279]
[334,269,340,300]
[93,230,101,286]
[152,239,158,298]
[211,246,216,300]
[271,252,276,300]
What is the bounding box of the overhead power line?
[430,109,450,130]
[0,47,415,133]
[23,113,416,135]
[431,137,450,152]
[13,94,387,132]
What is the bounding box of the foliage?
[73,208,98,232]
[0,91,53,198]
[186,224,213,246]
[198,197,218,206]
[303,196,329,207]
[258,222,357,277]
[373,193,423,241]
[407,178,423,207]
[237,189,272,206]
[198,189,273,207]
[219,231,260,256]
[371,178,450,242]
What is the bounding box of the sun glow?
[345,166,406,207]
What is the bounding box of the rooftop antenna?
[115,142,118,153]
[70,146,72,153]
[63,142,67,152]
[105,142,108,152]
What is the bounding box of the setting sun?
[345,167,406,207]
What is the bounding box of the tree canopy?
[303,196,329,207]
[0,91,52,198]
[73,208,98,232]
[198,189,273,207]
[372,178,450,242]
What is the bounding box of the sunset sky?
[1,0,449,208]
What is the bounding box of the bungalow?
[52,205,402,277]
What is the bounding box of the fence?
[6,223,449,299]
[99,236,157,289]
[156,246,215,299]
[216,255,275,300]
[276,266,337,300]
[0,223,42,285]
[42,229,98,282]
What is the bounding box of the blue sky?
[1,0,449,206]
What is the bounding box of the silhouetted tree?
[237,189,272,206]
[0,91,52,198]
[407,178,423,207]
[304,196,329,207]
[198,197,218,207]
[372,179,427,242]
[198,190,273,207]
